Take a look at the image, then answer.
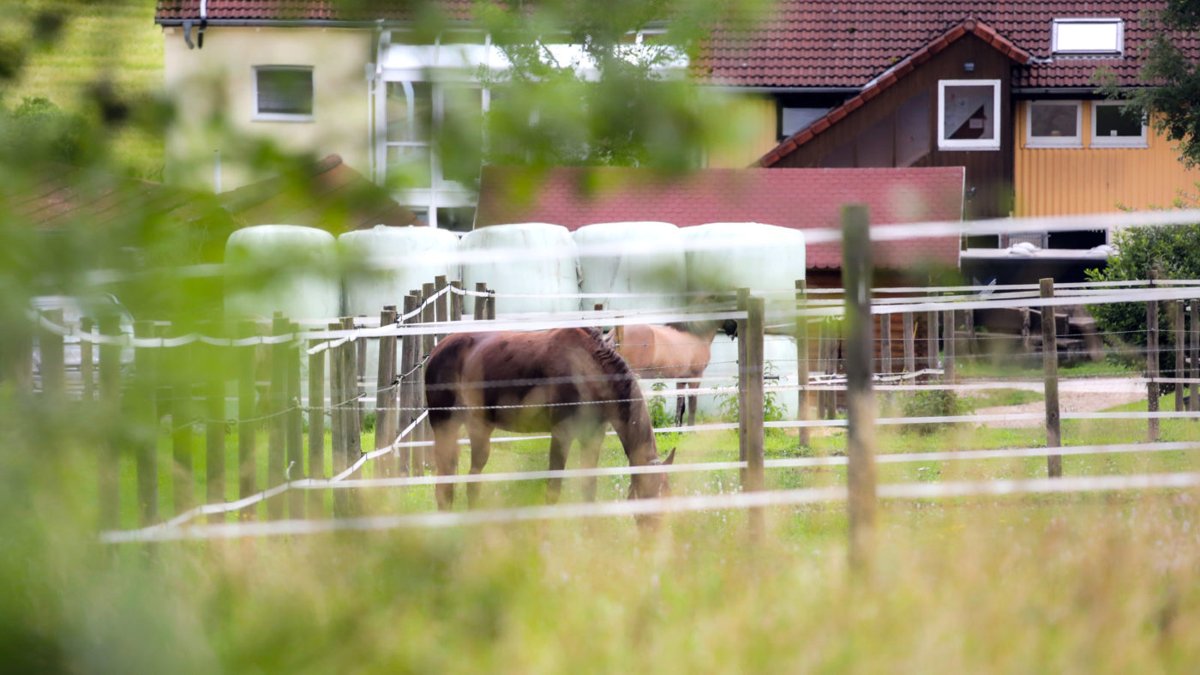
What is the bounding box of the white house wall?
[162,26,374,190]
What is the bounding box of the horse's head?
[629,449,674,527]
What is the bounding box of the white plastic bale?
[681,222,806,322]
[224,225,340,321]
[459,223,580,315]
[573,221,686,311]
[339,225,460,315]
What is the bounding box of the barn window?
[780,107,830,139]
[937,80,1000,151]
[1026,101,1082,148]
[1052,19,1123,55]
[1091,101,1147,148]
[253,66,314,120]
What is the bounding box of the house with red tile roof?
[702,2,1200,255]
[154,0,1197,264]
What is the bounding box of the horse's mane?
[581,327,642,417]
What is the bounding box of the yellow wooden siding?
[1014,102,1200,216]
[705,95,779,168]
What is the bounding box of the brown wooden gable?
[760,25,1025,221]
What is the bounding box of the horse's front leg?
[687,381,700,428]
[579,431,603,502]
[432,420,462,511]
[546,428,571,504]
[466,422,493,509]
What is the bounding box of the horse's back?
[426,328,614,432]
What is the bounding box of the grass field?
[5,360,1200,673]
[2,1,165,178]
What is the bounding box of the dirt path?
[971,377,1147,428]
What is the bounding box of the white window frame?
[1090,101,1147,148]
[375,33,492,229]
[252,65,315,122]
[1025,100,1082,148]
[1052,18,1124,56]
[937,79,1001,151]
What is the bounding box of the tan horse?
[424,327,674,511]
[608,320,734,427]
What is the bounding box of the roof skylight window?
[1052,19,1123,55]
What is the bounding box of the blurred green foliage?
[1085,223,1200,372]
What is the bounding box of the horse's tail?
[424,333,475,426]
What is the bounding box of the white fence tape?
[100,471,1200,543]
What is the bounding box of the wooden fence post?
[1191,299,1199,415]
[926,310,939,374]
[267,313,287,519]
[842,204,877,571]
[329,320,349,515]
[486,288,497,321]
[236,321,259,516]
[133,320,157,525]
[744,295,766,539]
[399,293,419,475]
[98,315,122,529]
[342,317,363,468]
[286,321,303,517]
[307,335,326,514]
[1022,308,1032,354]
[450,281,464,322]
[173,326,196,516]
[1175,300,1185,412]
[39,308,64,398]
[204,321,226,522]
[1147,272,1160,442]
[903,312,915,374]
[965,307,976,355]
[736,288,750,483]
[6,314,33,393]
[435,274,449,332]
[80,317,95,402]
[795,280,810,447]
[944,309,956,384]
[1041,279,1062,477]
[880,313,892,377]
[421,282,436,359]
[419,285,437,474]
[375,306,399,477]
[473,282,487,321]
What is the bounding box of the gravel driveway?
[971,377,1148,428]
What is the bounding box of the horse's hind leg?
[466,422,493,509]
[675,381,688,427]
[546,428,570,504]
[433,420,462,511]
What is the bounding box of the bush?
[902,389,962,435]
[1086,221,1200,374]
[646,382,674,428]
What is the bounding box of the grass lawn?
[3,1,165,178]
[68,399,1200,672]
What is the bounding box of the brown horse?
[424,326,674,511]
[608,320,735,427]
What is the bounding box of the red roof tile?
[156,2,1187,90]
[699,1,1186,89]
[475,166,964,271]
[155,1,474,23]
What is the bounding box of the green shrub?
[902,389,962,435]
[647,381,675,428]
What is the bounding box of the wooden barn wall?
[1014,105,1200,217]
[772,35,1014,220]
